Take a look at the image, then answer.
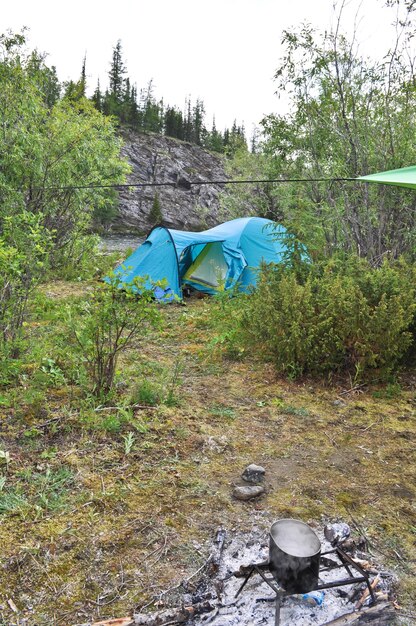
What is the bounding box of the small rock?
[203,435,229,453]
[233,485,265,501]
[242,464,266,484]
[324,522,351,545]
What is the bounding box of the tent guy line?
[22,176,358,192]
[20,165,416,192]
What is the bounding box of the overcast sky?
[1,0,402,134]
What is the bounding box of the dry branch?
[354,574,380,610]
[133,601,214,625]
[207,528,227,576]
[321,601,394,625]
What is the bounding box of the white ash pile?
[78,521,397,626]
[185,523,395,626]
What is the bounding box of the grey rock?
[114,130,230,233]
[242,464,266,484]
[233,485,265,501]
[324,522,351,545]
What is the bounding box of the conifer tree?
[192,98,206,145]
[80,53,87,98]
[26,51,61,107]
[164,106,184,139]
[63,55,88,103]
[205,116,223,152]
[149,192,162,224]
[91,79,102,112]
[184,97,193,142]
[109,40,126,101]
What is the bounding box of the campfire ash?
[186,524,395,626]
[78,521,396,626]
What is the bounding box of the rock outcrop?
[114,130,229,233]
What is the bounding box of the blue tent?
[113,217,289,299]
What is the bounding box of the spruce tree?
[109,40,126,101]
[63,56,88,103]
[193,98,206,145]
[80,53,87,98]
[149,192,162,224]
[91,79,103,112]
[205,117,223,152]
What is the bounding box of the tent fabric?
[113,217,289,299]
[183,241,228,290]
[357,165,416,189]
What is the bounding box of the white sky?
[1,0,402,134]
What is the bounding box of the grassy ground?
[0,281,415,625]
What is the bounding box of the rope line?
[22,176,358,192]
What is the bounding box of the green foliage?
[259,6,416,260]
[0,466,74,518]
[0,33,130,268]
[149,192,163,224]
[372,383,402,399]
[131,379,161,406]
[164,358,182,407]
[208,404,236,421]
[67,275,162,398]
[211,256,416,380]
[0,32,130,366]
[206,287,248,359]
[53,234,118,281]
[40,358,66,386]
[220,148,278,220]
[122,431,135,455]
[129,357,182,408]
[0,212,52,355]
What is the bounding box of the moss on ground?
[0,284,415,624]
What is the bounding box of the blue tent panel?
[112,217,290,299]
[113,226,181,298]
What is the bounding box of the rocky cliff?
[113,131,228,233]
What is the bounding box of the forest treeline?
[65,41,247,154]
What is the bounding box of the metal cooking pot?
[269,519,321,593]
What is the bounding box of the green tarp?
[357,165,416,189]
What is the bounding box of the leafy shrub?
[131,379,161,406]
[0,212,52,357]
[53,234,120,281]
[67,274,162,398]
[206,287,248,359]
[214,256,416,380]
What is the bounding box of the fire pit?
[234,519,377,626]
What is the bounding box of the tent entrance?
[182,242,228,290]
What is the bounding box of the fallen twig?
[7,598,18,613]
[80,617,135,626]
[94,404,158,412]
[321,601,394,625]
[207,528,226,576]
[339,383,367,396]
[133,601,214,625]
[354,574,380,610]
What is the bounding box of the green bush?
[131,379,161,406]
[66,274,162,398]
[53,234,120,281]
[0,212,52,356]
[216,256,416,380]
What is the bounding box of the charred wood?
[321,601,395,625]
